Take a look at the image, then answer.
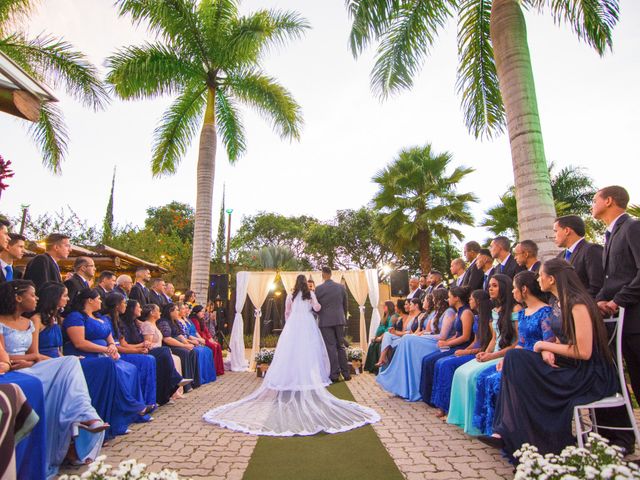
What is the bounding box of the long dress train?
[202,292,379,436]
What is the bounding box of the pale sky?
[1,0,639,245]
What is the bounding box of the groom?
[315,267,351,382]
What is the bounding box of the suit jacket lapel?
[604,214,629,271]
[570,239,585,265]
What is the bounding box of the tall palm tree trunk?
[418,230,432,273]
[190,87,217,300]
[490,0,557,258]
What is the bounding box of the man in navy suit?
[24,233,71,289]
[0,217,10,253]
[461,241,484,291]
[114,274,133,299]
[553,215,603,297]
[0,233,26,283]
[513,240,541,273]
[64,256,95,306]
[489,236,524,280]
[476,248,494,292]
[148,278,168,308]
[129,267,151,306]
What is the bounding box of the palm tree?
[372,144,477,272]
[482,164,598,239]
[346,0,618,258]
[0,0,108,172]
[249,245,300,271]
[106,0,308,300]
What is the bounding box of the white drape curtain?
[229,271,250,371]
[365,269,381,347]
[279,272,308,297]
[247,272,278,371]
[342,270,369,355]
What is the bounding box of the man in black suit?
[115,274,133,299]
[148,278,168,308]
[591,186,640,454]
[514,240,541,273]
[554,215,603,297]
[0,233,26,282]
[95,270,116,300]
[64,256,95,305]
[129,267,151,306]
[476,248,494,292]
[489,236,524,280]
[0,217,10,253]
[449,258,467,287]
[461,241,484,291]
[425,270,446,294]
[24,233,71,289]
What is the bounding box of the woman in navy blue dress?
[63,288,154,436]
[157,303,200,390]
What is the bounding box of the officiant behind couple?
[202,270,379,436]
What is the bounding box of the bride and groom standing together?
[202,267,379,436]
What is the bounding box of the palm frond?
[215,88,246,163]
[227,69,302,140]
[346,0,397,56]
[525,0,619,55]
[106,42,202,100]
[199,0,238,58]
[0,33,108,109]
[151,84,207,176]
[456,0,505,139]
[370,1,452,97]
[0,0,33,34]
[28,101,68,173]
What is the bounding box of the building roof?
[0,50,57,101]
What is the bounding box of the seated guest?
[102,293,157,408]
[449,258,467,287]
[446,274,520,435]
[419,286,474,404]
[24,233,71,289]
[95,271,116,301]
[0,280,107,476]
[184,290,197,310]
[0,233,27,282]
[416,293,436,333]
[114,274,133,299]
[431,289,493,416]
[376,294,457,400]
[375,298,420,367]
[488,259,617,457]
[421,289,456,337]
[120,300,188,405]
[461,241,484,290]
[489,236,524,280]
[364,301,397,374]
[513,240,541,273]
[177,304,216,385]
[553,215,603,297]
[63,288,153,435]
[472,270,554,435]
[189,305,225,375]
[157,303,200,390]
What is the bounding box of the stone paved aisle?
[58,372,522,479]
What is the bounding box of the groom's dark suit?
[314,278,350,381]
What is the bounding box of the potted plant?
[347,347,363,375]
[255,348,275,377]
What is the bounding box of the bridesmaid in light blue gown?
[0,280,107,479]
[376,299,415,365]
[447,274,520,435]
[376,291,456,401]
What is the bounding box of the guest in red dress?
[189,306,224,375]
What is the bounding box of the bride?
[202,275,380,436]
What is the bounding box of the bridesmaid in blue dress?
[447,274,521,435]
[431,289,493,415]
[486,259,618,457]
[375,299,416,367]
[63,288,154,436]
[376,292,456,400]
[0,280,107,478]
[101,292,158,407]
[176,303,216,385]
[418,286,475,404]
[472,270,555,435]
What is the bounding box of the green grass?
[242,382,403,480]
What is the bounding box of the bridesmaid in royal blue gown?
[62,288,154,436]
[0,281,108,479]
[101,292,157,407]
[430,289,493,415]
[473,271,556,435]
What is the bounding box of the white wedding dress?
[202,291,380,436]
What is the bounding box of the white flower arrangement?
[59,456,190,480]
[514,433,640,479]
[346,347,363,361]
[254,348,275,365]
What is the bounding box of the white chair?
[573,307,640,450]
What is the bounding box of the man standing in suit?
[129,267,151,306]
[513,240,541,273]
[0,233,26,283]
[164,283,176,304]
[425,270,446,294]
[406,277,422,299]
[476,248,494,292]
[489,236,524,280]
[148,278,168,307]
[554,215,603,297]
[95,270,116,300]
[461,241,484,291]
[24,233,71,289]
[314,267,350,382]
[115,274,133,299]
[0,217,10,252]
[449,258,467,287]
[64,256,96,304]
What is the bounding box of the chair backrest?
[604,307,626,398]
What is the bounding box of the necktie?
[483,274,488,290]
[500,264,505,273]
[564,250,572,261]
[5,265,13,281]
[605,230,611,246]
